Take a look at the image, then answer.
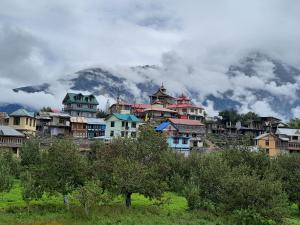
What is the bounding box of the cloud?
[0,0,300,118]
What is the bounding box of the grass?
[1,181,300,225]
[0,181,221,225]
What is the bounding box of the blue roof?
[10,109,35,117]
[155,121,171,131]
[112,113,140,122]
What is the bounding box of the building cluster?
[0,84,206,155]
[0,83,300,157]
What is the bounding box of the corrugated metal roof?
[155,122,171,131]
[10,109,35,117]
[86,118,105,125]
[70,117,87,123]
[0,126,25,137]
[112,113,140,122]
[169,118,204,126]
[276,128,300,136]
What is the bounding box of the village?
[0,83,298,158]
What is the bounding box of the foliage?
[20,169,44,211]
[219,108,241,125]
[42,139,87,207]
[40,106,53,112]
[288,118,300,129]
[275,154,300,210]
[92,125,169,207]
[20,140,41,168]
[0,150,20,177]
[74,180,112,216]
[96,110,108,118]
[0,156,13,195]
[231,209,276,225]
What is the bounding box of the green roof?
[10,109,35,118]
[62,93,99,105]
[112,113,140,122]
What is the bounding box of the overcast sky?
[1,0,300,117]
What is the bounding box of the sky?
[1,0,300,118]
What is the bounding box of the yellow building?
[9,109,36,136]
[254,133,288,157]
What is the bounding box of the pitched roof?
[155,121,171,131]
[86,118,106,125]
[0,126,25,137]
[276,128,300,136]
[112,113,140,122]
[169,118,204,126]
[10,109,35,118]
[62,93,99,105]
[70,117,87,123]
[144,108,178,113]
[167,104,203,109]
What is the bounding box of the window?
[173,138,179,144]
[77,104,82,108]
[122,121,125,127]
[132,122,136,128]
[26,118,29,125]
[30,118,32,126]
[131,132,136,138]
[292,136,298,141]
[111,121,115,127]
[110,131,114,137]
[265,140,269,146]
[121,131,125,137]
[190,108,194,113]
[182,109,187,113]
[14,117,20,125]
[183,139,188,144]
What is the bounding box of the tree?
[42,139,87,209]
[275,154,300,212]
[219,109,240,125]
[240,111,261,127]
[20,140,41,168]
[0,157,13,198]
[20,169,44,212]
[93,126,169,208]
[40,107,53,112]
[288,118,300,129]
[96,110,108,119]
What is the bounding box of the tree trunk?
[63,194,69,210]
[125,192,132,208]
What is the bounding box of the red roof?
[144,108,178,113]
[169,118,204,126]
[167,104,203,109]
[176,95,190,101]
[132,104,151,109]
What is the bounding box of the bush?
[231,209,276,225]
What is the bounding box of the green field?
[1,182,300,225]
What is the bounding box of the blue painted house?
[86,118,106,139]
[156,118,205,154]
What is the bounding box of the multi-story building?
[276,128,300,153]
[36,112,71,137]
[70,117,87,138]
[167,94,205,122]
[9,109,36,136]
[109,97,132,114]
[156,118,206,155]
[0,125,25,156]
[254,133,288,157]
[87,118,106,139]
[149,84,175,106]
[105,113,141,139]
[63,93,99,118]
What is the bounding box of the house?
[86,118,106,139]
[62,93,99,118]
[140,104,179,124]
[254,133,288,156]
[109,97,132,114]
[167,94,206,122]
[9,109,36,136]
[156,118,206,154]
[36,112,71,137]
[276,128,300,153]
[149,83,175,106]
[105,113,141,139]
[0,125,25,156]
[70,117,87,138]
[0,112,9,125]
